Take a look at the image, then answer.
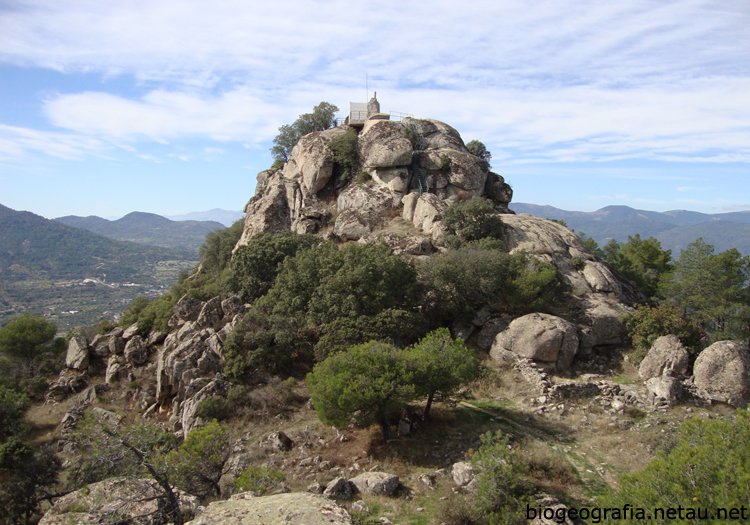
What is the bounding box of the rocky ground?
[29,334,745,525]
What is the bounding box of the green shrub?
[438,431,529,525]
[439,154,452,173]
[329,128,359,181]
[120,293,177,336]
[419,248,565,324]
[356,170,372,184]
[168,421,231,500]
[270,159,284,170]
[0,385,29,440]
[233,466,285,495]
[623,305,705,365]
[221,306,302,382]
[600,411,750,519]
[97,319,119,335]
[262,241,421,326]
[194,396,231,422]
[313,308,426,361]
[229,230,319,303]
[571,256,586,271]
[441,198,505,246]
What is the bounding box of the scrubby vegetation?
[419,247,565,325]
[623,305,705,364]
[328,127,360,181]
[600,410,750,519]
[441,197,506,249]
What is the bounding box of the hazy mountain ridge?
[54,211,225,255]
[0,204,196,329]
[167,208,244,227]
[1,204,190,282]
[510,203,750,254]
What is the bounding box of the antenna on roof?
[366,74,369,101]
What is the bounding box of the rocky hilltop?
[237,111,643,361]
[37,108,750,525]
[237,117,511,243]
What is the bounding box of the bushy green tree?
[418,248,564,325]
[199,218,245,275]
[622,305,705,365]
[441,198,505,248]
[224,242,424,380]
[170,218,246,302]
[404,328,478,419]
[0,314,58,370]
[599,234,673,298]
[314,308,426,361]
[466,140,492,163]
[271,102,339,162]
[168,421,231,500]
[661,238,750,341]
[221,306,302,381]
[232,466,285,495]
[600,411,750,523]
[0,438,61,525]
[307,341,416,440]
[266,242,419,325]
[229,230,319,303]
[0,385,29,441]
[576,231,603,258]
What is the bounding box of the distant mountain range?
[0,204,199,329]
[0,204,191,282]
[509,203,750,255]
[54,212,225,255]
[167,209,244,227]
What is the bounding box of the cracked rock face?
[234,117,513,251]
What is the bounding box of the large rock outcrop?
[186,492,352,525]
[227,111,643,364]
[693,341,750,408]
[39,477,198,525]
[500,214,643,351]
[491,313,579,372]
[639,335,690,380]
[235,116,513,248]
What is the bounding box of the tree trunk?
[423,392,435,420]
[380,415,392,441]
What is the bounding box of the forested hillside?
[54,211,224,255]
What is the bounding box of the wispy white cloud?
[43,89,280,142]
[0,123,105,160]
[0,0,749,166]
[2,0,748,88]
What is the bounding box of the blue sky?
[1,0,749,219]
